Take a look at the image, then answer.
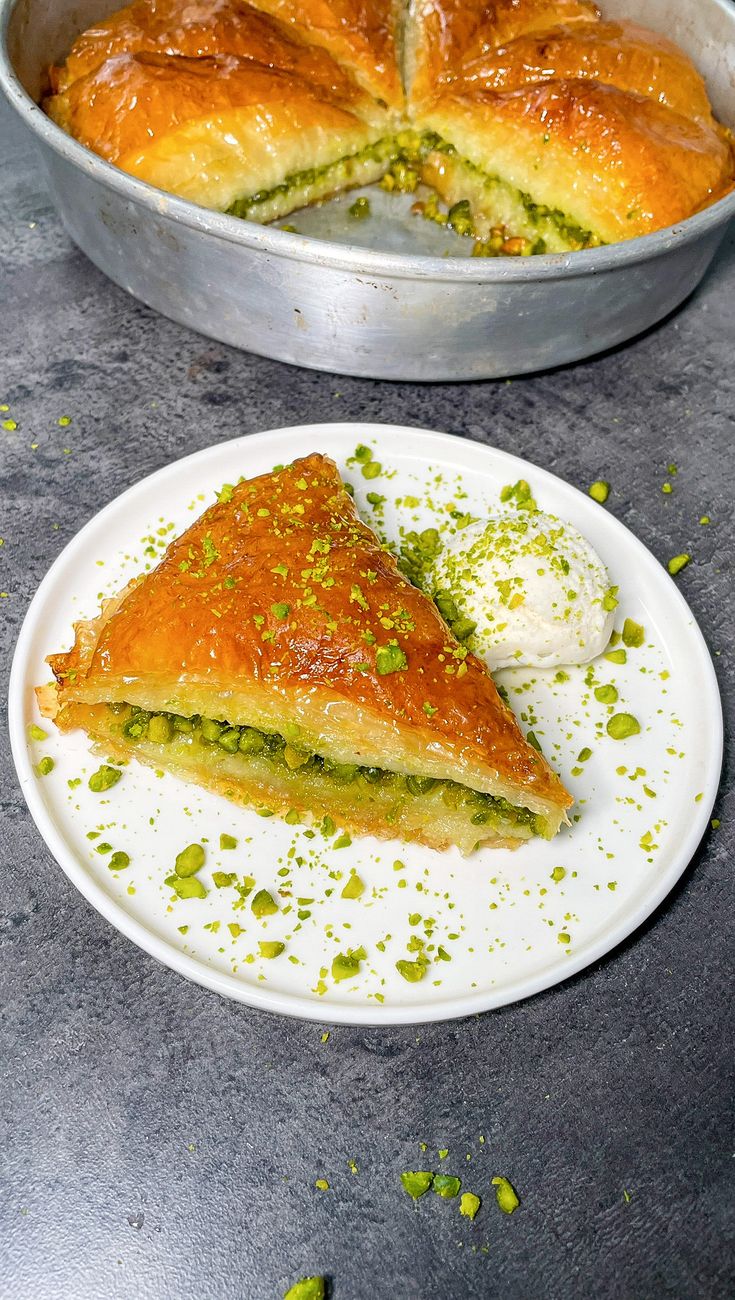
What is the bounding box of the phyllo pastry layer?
[453,19,717,125]
[39,453,572,855]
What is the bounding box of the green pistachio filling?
[460,1191,481,1220]
[607,712,641,740]
[419,137,602,252]
[225,129,602,254]
[283,1279,325,1300]
[226,136,399,224]
[174,843,205,878]
[332,946,366,981]
[107,703,549,841]
[259,940,285,959]
[349,196,371,220]
[88,763,121,792]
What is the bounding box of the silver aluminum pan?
[1,0,733,381]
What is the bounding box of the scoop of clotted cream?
[430,510,615,670]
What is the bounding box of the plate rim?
[8,422,724,1026]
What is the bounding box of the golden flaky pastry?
[404,0,601,108]
[38,454,572,854]
[45,0,733,249]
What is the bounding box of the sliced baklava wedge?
[44,47,396,219]
[38,453,572,855]
[407,4,734,250]
[414,76,735,251]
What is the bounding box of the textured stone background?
[1,98,733,1300]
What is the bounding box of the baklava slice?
[411,11,733,251]
[45,51,395,219]
[38,453,572,855]
[415,77,734,252]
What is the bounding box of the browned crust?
[453,19,716,126]
[49,0,403,110]
[44,576,142,691]
[242,0,404,107]
[407,0,600,106]
[48,0,382,117]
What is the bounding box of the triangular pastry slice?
[414,75,734,251]
[39,453,572,854]
[45,49,394,219]
[45,0,403,224]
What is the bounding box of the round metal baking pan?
[1,0,734,381]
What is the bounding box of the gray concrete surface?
[1,97,733,1300]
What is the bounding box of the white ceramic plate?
[9,424,722,1025]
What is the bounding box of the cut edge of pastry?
[39,694,569,855]
[225,136,399,224]
[38,649,572,855]
[229,123,603,251]
[416,79,735,249]
[418,145,600,252]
